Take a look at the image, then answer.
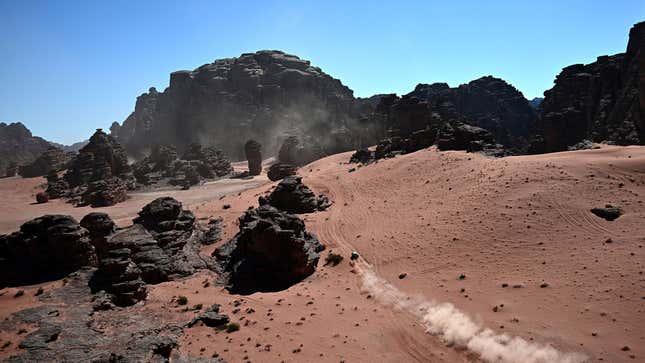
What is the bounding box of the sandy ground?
[0,173,268,234]
[1,146,644,362]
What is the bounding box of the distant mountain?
[0,122,53,177]
[50,140,89,153]
[529,97,543,109]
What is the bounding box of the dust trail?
[359,268,587,363]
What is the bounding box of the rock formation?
[46,129,136,206]
[111,51,363,161]
[213,205,324,294]
[259,175,331,213]
[132,143,232,189]
[267,163,297,181]
[0,122,52,177]
[531,21,644,152]
[18,146,73,178]
[0,215,97,287]
[89,197,214,306]
[244,139,262,175]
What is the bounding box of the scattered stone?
[398,272,407,279]
[188,304,230,328]
[350,251,360,260]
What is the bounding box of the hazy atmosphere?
[1,0,643,144]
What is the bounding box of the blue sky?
[1,1,643,144]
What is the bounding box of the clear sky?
[1,0,643,144]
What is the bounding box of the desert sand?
[1,146,644,362]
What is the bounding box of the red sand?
[1,145,644,362]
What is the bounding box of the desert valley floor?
[1,146,644,362]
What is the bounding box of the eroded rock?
[213,205,324,294]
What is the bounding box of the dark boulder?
[36,192,50,204]
[244,139,262,176]
[0,215,97,287]
[267,163,297,181]
[213,205,324,294]
[350,149,375,164]
[590,205,623,221]
[436,122,503,154]
[259,175,331,213]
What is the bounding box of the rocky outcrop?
[89,197,213,306]
[18,146,73,178]
[0,122,52,177]
[531,21,644,152]
[259,175,331,213]
[244,140,262,175]
[47,129,136,206]
[267,162,297,181]
[0,215,97,287]
[213,205,324,294]
[80,212,115,259]
[112,51,362,161]
[349,149,375,164]
[436,122,504,155]
[132,143,232,189]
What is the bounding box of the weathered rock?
[4,161,18,178]
[203,217,223,245]
[111,51,361,162]
[267,163,297,181]
[259,175,331,213]
[47,129,135,206]
[590,205,623,221]
[350,149,375,164]
[531,22,644,152]
[36,192,50,204]
[81,177,129,207]
[89,197,213,306]
[436,122,503,154]
[18,146,72,178]
[188,304,230,328]
[0,215,97,287]
[213,205,324,294]
[182,143,233,178]
[244,139,262,175]
[80,212,115,259]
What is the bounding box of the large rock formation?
[47,129,136,206]
[0,122,52,177]
[89,197,214,306]
[0,215,97,287]
[259,175,331,213]
[531,21,644,152]
[244,139,262,175]
[213,205,324,294]
[111,51,362,161]
[267,162,297,181]
[18,146,73,178]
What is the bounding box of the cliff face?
[408,76,538,150]
[532,21,644,152]
[112,50,361,160]
[0,122,53,177]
